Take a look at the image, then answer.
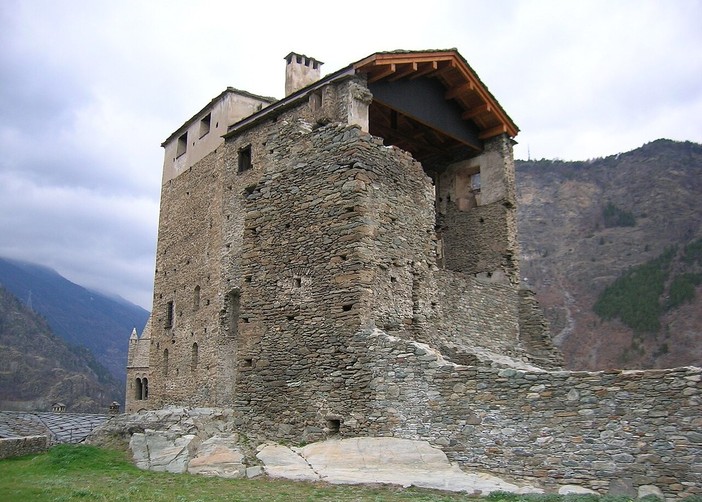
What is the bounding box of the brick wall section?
[0,435,48,459]
[358,328,701,499]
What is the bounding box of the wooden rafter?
[445,82,474,100]
[462,103,491,120]
[388,62,418,82]
[367,63,396,83]
[353,50,519,139]
[409,61,439,80]
[478,124,507,139]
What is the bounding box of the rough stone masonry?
[120,50,700,498]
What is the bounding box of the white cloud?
[0,0,700,308]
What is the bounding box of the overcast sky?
[1,0,700,310]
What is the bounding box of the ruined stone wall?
[437,135,520,285]
[357,328,701,499]
[430,271,524,362]
[518,289,564,369]
[0,435,48,459]
[148,147,233,408]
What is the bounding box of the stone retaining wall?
[0,435,48,459]
[360,328,701,499]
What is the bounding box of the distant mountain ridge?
[0,285,122,412]
[0,258,150,388]
[516,139,702,369]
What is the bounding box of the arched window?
[142,377,149,399]
[135,378,143,400]
[191,343,199,371]
[193,285,201,310]
[163,349,169,376]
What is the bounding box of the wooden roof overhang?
[354,50,519,164]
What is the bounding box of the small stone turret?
[127,328,138,366]
[285,52,323,96]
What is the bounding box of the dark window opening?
[176,132,187,157]
[243,358,253,367]
[309,91,322,112]
[199,113,211,138]
[193,285,201,310]
[342,304,353,312]
[135,378,142,400]
[165,301,174,328]
[142,377,148,399]
[293,277,302,288]
[327,419,341,434]
[238,145,252,173]
[191,343,199,371]
[287,315,295,321]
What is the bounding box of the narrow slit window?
[238,145,252,173]
[165,301,174,328]
[191,343,199,371]
[193,285,201,310]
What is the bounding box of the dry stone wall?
[0,435,48,459]
[148,147,234,408]
[358,328,701,500]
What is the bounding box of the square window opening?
[199,113,211,138]
[326,419,341,434]
[176,132,188,157]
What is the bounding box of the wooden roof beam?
[409,61,438,79]
[387,62,418,82]
[478,124,508,139]
[462,103,491,120]
[367,63,396,83]
[445,82,475,100]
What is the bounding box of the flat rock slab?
[188,435,246,479]
[259,437,542,494]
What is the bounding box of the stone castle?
[126,50,700,497]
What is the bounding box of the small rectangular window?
[176,132,188,157]
[199,113,211,138]
[238,145,252,173]
[470,172,481,191]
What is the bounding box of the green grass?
[0,444,478,501]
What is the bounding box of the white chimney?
[285,52,323,97]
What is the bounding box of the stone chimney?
[285,52,323,97]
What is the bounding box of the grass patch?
[0,445,478,501]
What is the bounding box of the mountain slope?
[0,258,149,384]
[516,139,702,369]
[0,285,122,412]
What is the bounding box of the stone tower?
[125,49,561,427]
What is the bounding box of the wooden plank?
[445,82,474,100]
[388,62,418,82]
[409,61,438,79]
[478,124,507,139]
[367,63,396,83]
[462,103,491,120]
